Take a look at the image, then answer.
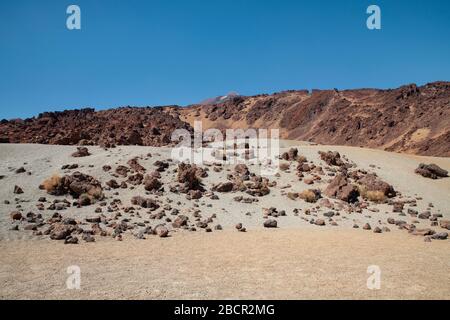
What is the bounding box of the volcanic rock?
[13,185,24,194]
[177,163,203,192]
[430,232,448,240]
[130,196,159,210]
[319,151,344,167]
[415,163,448,179]
[127,173,144,185]
[263,219,278,228]
[325,174,359,203]
[71,147,90,157]
[49,223,75,240]
[143,175,162,192]
[0,107,192,147]
[42,171,103,202]
[10,211,22,220]
[315,219,326,226]
[1,83,450,156]
[127,157,146,173]
[106,179,120,189]
[439,220,450,230]
[172,215,189,228]
[357,174,396,198]
[115,165,130,177]
[213,182,234,193]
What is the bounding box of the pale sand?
[1,230,449,299]
[0,143,449,299]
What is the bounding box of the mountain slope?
[0,81,449,156]
[179,81,450,156]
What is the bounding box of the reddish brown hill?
[179,81,450,157]
[0,82,449,156]
[0,107,192,147]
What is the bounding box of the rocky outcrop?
[71,147,90,157]
[357,174,396,197]
[182,81,450,157]
[130,196,159,210]
[1,82,449,156]
[0,107,192,147]
[415,163,448,179]
[325,174,359,203]
[40,172,103,203]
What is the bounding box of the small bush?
[365,190,386,203]
[41,174,61,193]
[358,185,386,203]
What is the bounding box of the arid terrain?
[1,81,449,156]
[0,142,449,299]
[0,81,449,299]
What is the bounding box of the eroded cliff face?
[1,81,449,156]
[180,82,450,157]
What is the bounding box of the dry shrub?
[279,162,290,171]
[358,185,367,197]
[365,190,386,203]
[41,174,61,193]
[358,185,386,203]
[299,189,319,203]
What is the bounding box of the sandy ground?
[1,230,449,299]
[0,142,449,299]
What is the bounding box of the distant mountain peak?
[199,92,241,105]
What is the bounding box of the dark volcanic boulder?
[212,182,234,193]
[281,148,299,161]
[319,151,344,167]
[325,174,359,203]
[49,223,75,240]
[263,219,278,228]
[172,215,189,228]
[415,163,448,179]
[177,163,203,192]
[127,157,146,173]
[71,147,90,157]
[144,175,162,191]
[41,171,103,201]
[357,173,396,198]
[127,173,144,185]
[131,196,159,209]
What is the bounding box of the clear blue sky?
[0,0,449,119]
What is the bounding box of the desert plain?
[0,141,449,299]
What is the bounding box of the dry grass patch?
[358,185,386,203]
[41,174,61,193]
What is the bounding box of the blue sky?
[0,0,449,119]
